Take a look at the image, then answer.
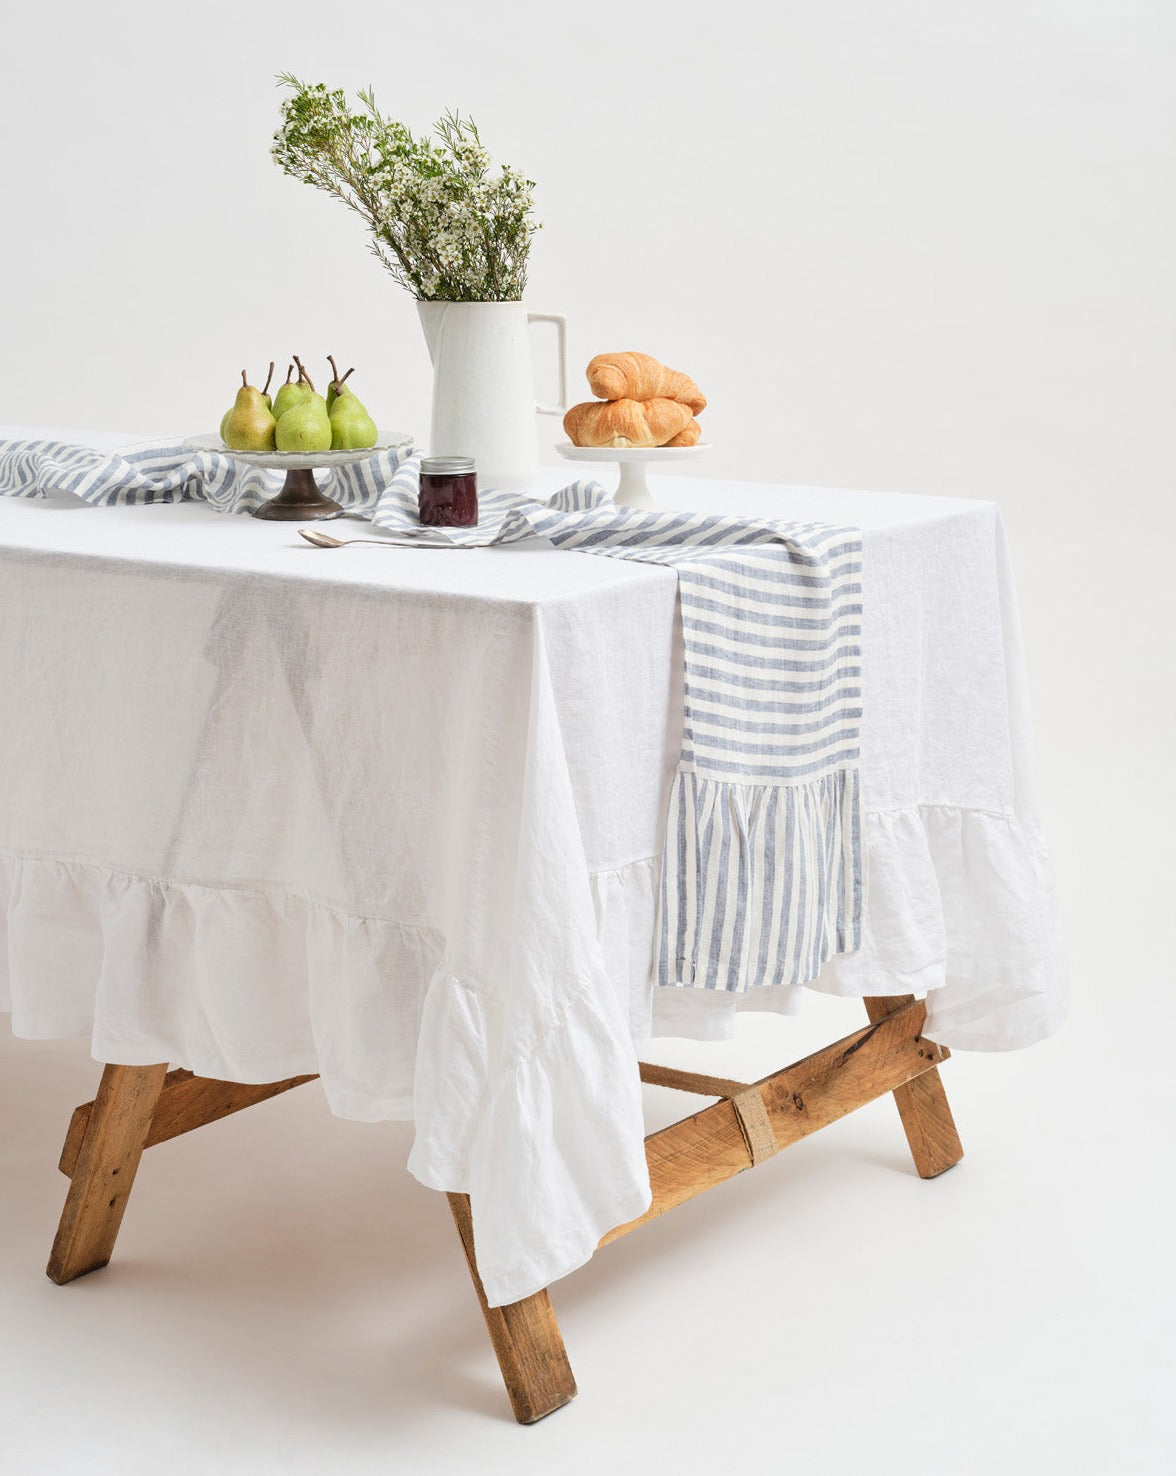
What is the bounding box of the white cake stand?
[554,442,711,511]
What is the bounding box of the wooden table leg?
[47,1062,169,1285]
[446,1192,578,1425]
[865,996,964,1178]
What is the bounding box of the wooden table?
[47,992,960,1423]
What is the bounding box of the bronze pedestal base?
[253,468,342,521]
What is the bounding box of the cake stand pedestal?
[553,442,711,512]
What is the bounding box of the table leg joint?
[731,1086,778,1165]
[602,995,958,1247]
[59,1068,319,1178]
[864,996,963,1178]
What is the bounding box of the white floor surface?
[2,976,1172,1475]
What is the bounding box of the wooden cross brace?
[46,994,962,1424]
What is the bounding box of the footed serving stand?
[555,441,711,511]
[187,434,413,521]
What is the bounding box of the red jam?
[419,456,478,527]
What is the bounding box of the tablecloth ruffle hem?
[592,804,1066,1051]
[0,849,651,1306]
[831,804,1067,1051]
[0,852,437,1100]
[407,967,651,1306]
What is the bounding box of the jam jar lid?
[420,456,476,475]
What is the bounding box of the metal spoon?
[298,528,464,549]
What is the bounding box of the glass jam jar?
[419,456,478,527]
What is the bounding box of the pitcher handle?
[527,312,568,416]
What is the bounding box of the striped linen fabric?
[0,437,421,516]
[494,488,865,992]
[1,441,863,994]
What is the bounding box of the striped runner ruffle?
[1,442,863,994]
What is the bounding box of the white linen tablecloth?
[0,430,1066,1304]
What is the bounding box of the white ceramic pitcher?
[416,301,568,491]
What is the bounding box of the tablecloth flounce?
[0,853,443,1106]
[0,850,652,1308]
[406,965,651,1307]
[586,805,1066,1052]
[817,804,1067,1051]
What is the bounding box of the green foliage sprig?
[272,74,540,302]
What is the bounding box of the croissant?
[564,397,693,448]
[664,419,701,447]
[586,352,707,415]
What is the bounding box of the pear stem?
[284,363,295,386]
[293,354,315,392]
[240,369,248,388]
[262,361,275,396]
[328,355,357,397]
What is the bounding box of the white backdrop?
[3,0,1173,924]
[0,1,1169,497]
[2,4,1175,1470]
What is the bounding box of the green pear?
[325,353,354,411]
[223,369,277,451]
[272,361,312,421]
[222,362,274,439]
[329,383,378,450]
[276,391,332,453]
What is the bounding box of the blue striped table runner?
[494,489,864,992]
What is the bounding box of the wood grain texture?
[47,1062,169,1284]
[638,1062,752,1098]
[58,1068,318,1178]
[600,997,948,1246]
[446,1192,577,1425]
[865,995,964,1177]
